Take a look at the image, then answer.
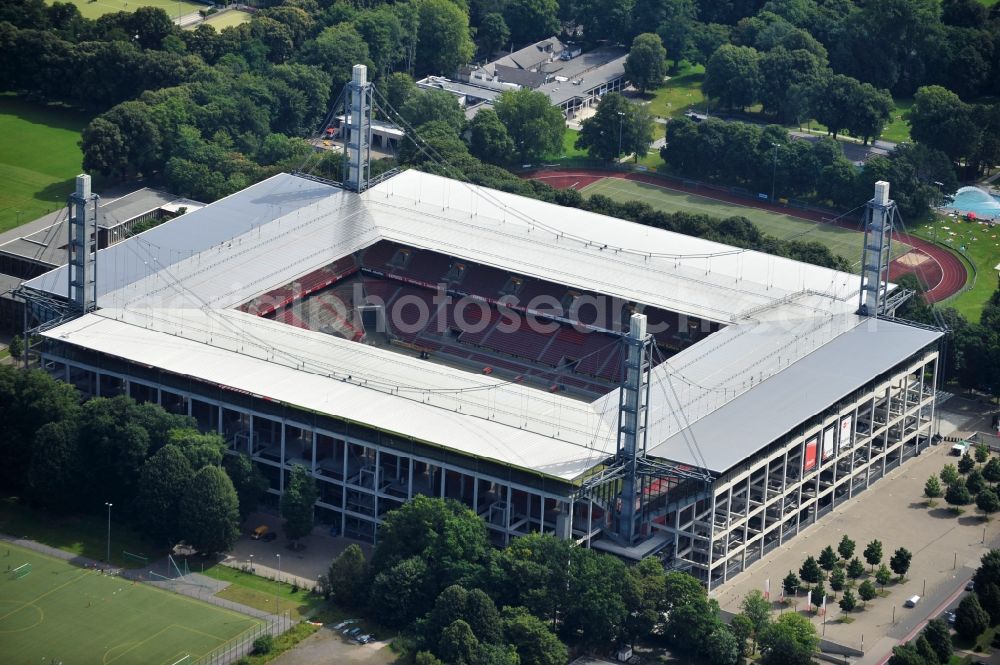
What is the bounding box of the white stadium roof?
[33,170,941,480]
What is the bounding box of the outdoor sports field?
[0,544,262,665]
[580,177,912,267]
[0,96,89,234]
[47,0,207,20]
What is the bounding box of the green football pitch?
[580,177,912,269]
[46,0,207,20]
[0,544,262,665]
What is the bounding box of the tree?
[223,453,267,521]
[908,86,981,164]
[976,443,989,463]
[959,453,976,475]
[399,120,473,168]
[941,464,960,486]
[166,427,225,470]
[954,593,990,641]
[467,109,515,165]
[759,613,818,665]
[624,33,667,93]
[819,545,838,571]
[399,89,466,134]
[494,89,565,163]
[7,334,23,362]
[382,72,417,115]
[503,0,559,43]
[440,619,479,665]
[846,82,894,145]
[888,643,928,665]
[782,570,800,596]
[812,580,826,609]
[946,479,973,507]
[984,458,1000,483]
[477,13,509,59]
[847,558,865,580]
[858,580,877,606]
[136,445,193,544]
[370,556,432,627]
[864,540,883,571]
[978,488,1000,520]
[703,44,761,111]
[925,475,943,499]
[799,556,822,584]
[741,590,772,654]
[705,625,740,665]
[890,548,912,580]
[874,564,892,589]
[837,535,856,561]
[323,544,368,607]
[576,92,655,161]
[830,568,846,592]
[415,0,474,76]
[730,614,754,659]
[25,420,80,511]
[922,619,953,664]
[281,464,317,544]
[501,606,568,665]
[839,589,857,612]
[178,465,240,553]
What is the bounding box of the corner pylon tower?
[343,64,373,193]
[68,174,99,312]
[857,180,896,317]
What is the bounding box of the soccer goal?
[9,563,31,579]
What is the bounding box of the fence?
[192,612,293,665]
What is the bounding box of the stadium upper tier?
[32,170,940,480]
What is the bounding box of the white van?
[905,595,920,608]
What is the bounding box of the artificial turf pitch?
[0,544,262,665]
[580,177,912,267]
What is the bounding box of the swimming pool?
[946,186,1000,218]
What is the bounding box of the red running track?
[523,168,967,303]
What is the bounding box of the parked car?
[356,634,373,644]
[251,525,269,539]
[966,580,975,591]
[333,620,357,630]
[943,611,956,625]
[348,627,363,637]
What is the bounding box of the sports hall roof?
[34,170,940,480]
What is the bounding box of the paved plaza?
[712,396,1000,664]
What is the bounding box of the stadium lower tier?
[40,342,938,589]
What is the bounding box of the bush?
[252,634,274,655]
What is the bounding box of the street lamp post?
[770,142,780,204]
[274,553,281,613]
[617,111,626,162]
[104,502,113,565]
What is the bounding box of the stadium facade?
[21,166,941,589]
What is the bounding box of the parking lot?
[712,398,1000,664]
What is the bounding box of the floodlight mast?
[614,313,653,545]
[857,181,895,318]
[343,64,373,193]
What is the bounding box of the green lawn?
[199,563,325,620]
[0,497,166,569]
[881,97,913,144]
[0,95,90,234]
[196,9,252,30]
[915,214,1000,320]
[644,64,706,120]
[46,0,207,20]
[0,543,262,665]
[580,177,912,268]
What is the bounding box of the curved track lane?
[524,168,967,303]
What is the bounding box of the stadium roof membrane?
[34,170,941,480]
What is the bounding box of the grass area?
[0,95,91,234]
[915,213,1000,320]
[46,0,207,20]
[644,64,706,120]
[881,97,913,144]
[978,0,998,7]
[579,177,912,268]
[200,563,325,620]
[0,497,166,569]
[0,543,262,665]
[240,621,321,664]
[197,9,252,30]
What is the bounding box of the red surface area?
[523,169,967,303]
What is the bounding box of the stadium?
[18,68,943,589]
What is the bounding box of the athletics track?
[523,169,967,304]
